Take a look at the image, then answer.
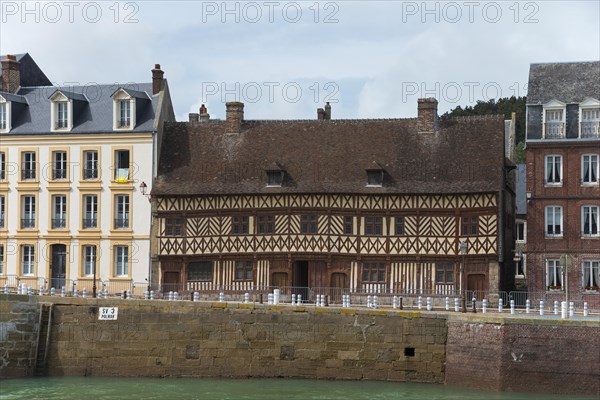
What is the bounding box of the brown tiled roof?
[154,114,506,196]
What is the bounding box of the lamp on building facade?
[139,181,151,202]
[460,240,468,313]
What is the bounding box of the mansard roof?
[527,61,600,105]
[154,108,507,196]
[0,53,52,87]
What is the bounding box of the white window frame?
[21,195,35,229]
[545,155,562,185]
[83,150,98,180]
[546,259,562,290]
[114,195,130,229]
[53,151,67,180]
[545,206,563,237]
[542,100,566,139]
[0,151,5,180]
[22,151,36,180]
[516,220,526,243]
[114,149,130,182]
[83,245,96,277]
[21,245,35,276]
[83,194,98,229]
[579,97,600,138]
[582,260,600,290]
[50,92,73,132]
[581,154,599,185]
[515,254,526,278]
[582,205,599,237]
[0,98,10,132]
[114,245,129,277]
[112,90,136,130]
[52,195,67,229]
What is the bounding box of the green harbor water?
[0,378,593,400]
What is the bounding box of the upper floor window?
[582,206,599,237]
[461,216,478,236]
[165,217,184,236]
[52,195,67,229]
[579,97,600,138]
[231,216,249,235]
[364,216,383,236]
[114,245,129,277]
[301,215,318,234]
[118,100,131,128]
[111,89,139,130]
[114,150,130,182]
[83,245,96,276]
[266,170,284,187]
[188,261,213,281]
[21,244,35,276]
[114,195,130,229]
[366,170,383,187]
[0,195,5,228]
[343,216,353,235]
[52,151,67,180]
[257,215,274,234]
[56,102,68,129]
[516,220,526,242]
[0,102,7,131]
[362,262,385,283]
[543,101,565,139]
[21,151,36,180]
[21,195,35,229]
[545,155,562,185]
[515,256,526,278]
[83,194,98,229]
[583,260,599,290]
[582,154,598,185]
[83,150,98,180]
[545,206,562,237]
[395,216,405,236]
[0,152,5,180]
[235,260,253,281]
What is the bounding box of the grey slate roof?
[515,164,526,215]
[0,53,52,87]
[0,83,158,135]
[527,61,600,104]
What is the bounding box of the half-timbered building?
[151,98,515,298]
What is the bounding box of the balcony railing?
[53,169,67,180]
[52,218,67,229]
[21,218,35,229]
[83,168,98,180]
[83,217,97,229]
[580,121,600,138]
[21,169,36,180]
[118,119,131,128]
[545,122,565,139]
[114,218,129,229]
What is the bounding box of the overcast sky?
[2,1,599,121]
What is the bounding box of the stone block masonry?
[1,294,598,396]
[0,294,41,378]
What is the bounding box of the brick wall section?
[446,316,600,396]
[0,294,40,378]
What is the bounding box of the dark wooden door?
[308,260,326,288]
[51,244,66,290]
[162,271,180,292]
[272,272,288,289]
[467,274,486,300]
[330,272,347,302]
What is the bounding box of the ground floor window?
[235,260,253,281]
[362,262,385,283]
[583,260,599,290]
[188,261,212,281]
[546,259,562,290]
[435,263,454,284]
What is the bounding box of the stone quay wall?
[0,294,598,396]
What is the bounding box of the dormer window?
[56,102,68,128]
[365,162,385,187]
[111,88,146,131]
[265,162,285,187]
[542,100,566,139]
[49,90,81,132]
[579,97,600,138]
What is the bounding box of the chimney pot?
[152,64,164,95]
[317,108,326,120]
[324,102,331,120]
[189,113,199,123]
[417,97,438,133]
[225,102,244,134]
[1,54,21,93]
[199,104,210,122]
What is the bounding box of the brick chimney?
[417,98,438,133]
[1,55,21,93]
[317,102,331,120]
[199,104,210,123]
[225,102,244,134]
[152,64,164,95]
[324,102,331,119]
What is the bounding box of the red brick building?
[525,61,600,299]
